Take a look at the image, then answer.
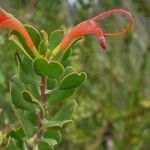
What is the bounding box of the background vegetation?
[0,0,150,149]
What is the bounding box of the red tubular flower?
[52,9,133,56]
[0,7,39,57]
[59,20,106,49]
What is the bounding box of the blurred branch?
[88,122,114,150]
[25,0,37,24]
[62,0,75,26]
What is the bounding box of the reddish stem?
[33,77,47,146]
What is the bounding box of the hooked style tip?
[99,36,106,49]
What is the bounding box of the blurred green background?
[0,0,150,149]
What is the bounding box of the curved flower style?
[0,7,39,57]
[92,9,133,37]
[52,9,133,56]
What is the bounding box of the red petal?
[0,15,9,22]
[0,7,35,50]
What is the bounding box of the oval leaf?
[33,57,48,76]
[47,61,64,78]
[47,89,75,105]
[59,72,87,90]
[17,112,35,137]
[22,90,44,115]
[44,120,73,130]
[15,54,39,84]
[33,58,64,78]
[49,29,64,51]
[52,100,77,121]
[63,66,76,77]
[43,130,61,144]
[10,75,35,112]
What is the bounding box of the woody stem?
[31,77,47,148]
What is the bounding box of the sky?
[68,0,76,5]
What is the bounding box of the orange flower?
[52,9,133,56]
[0,7,39,57]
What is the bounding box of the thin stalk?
[31,76,47,147]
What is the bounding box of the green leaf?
[49,29,64,51]
[47,78,57,90]
[43,130,61,144]
[59,72,87,90]
[38,141,50,150]
[47,89,75,105]
[38,30,48,55]
[16,140,28,150]
[38,139,56,150]
[42,138,57,147]
[6,138,17,150]
[46,61,64,78]
[33,57,64,78]
[25,24,41,49]
[22,91,44,114]
[63,66,76,77]
[17,111,35,137]
[52,100,77,121]
[44,120,73,129]
[27,83,40,100]
[14,54,39,84]
[33,57,47,76]
[9,127,25,140]
[9,35,32,60]
[23,111,38,127]
[61,48,72,63]
[57,66,77,84]
[10,75,35,112]
[22,90,38,104]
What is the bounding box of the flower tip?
[99,36,106,49]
